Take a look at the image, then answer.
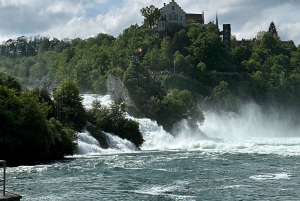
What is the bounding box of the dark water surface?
[6,149,300,201]
[6,95,300,200]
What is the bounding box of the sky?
[1,0,300,45]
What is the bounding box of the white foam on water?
[76,130,103,155]
[78,94,300,156]
[82,94,111,109]
[134,180,196,200]
[134,117,176,150]
[250,173,291,181]
[105,132,140,152]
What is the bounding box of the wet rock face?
[87,125,109,149]
[106,75,133,105]
[106,75,144,118]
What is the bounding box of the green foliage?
[143,47,169,71]
[211,81,241,111]
[0,71,22,92]
[158,74,208,98]
[46,118,77,158]
[0,78,77,165]
[53,78,86,131]
[1,12,300,134]
[268,21,278,36]
[140,5,160,29]
[232,44,252,71]
[0,86,48,164]
[187,23,234,72]
[123,62,161,108]
[146,89,204,132]
[87,99,144,148]
[249,71,269,98]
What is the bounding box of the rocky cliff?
[106,74,143,118]
[106,74,133,104]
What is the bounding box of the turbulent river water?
[5,95,300,200]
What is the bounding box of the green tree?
[268,21,278,36]
[87,99,144,148]
[146,89,204,132]
[211,81,241,111]
[0,73,77,165]
[248,71,269,101]
[123,62,161,108]
[53,78,86,131]
[188,27,233,72]
[231,44,252,71]
[140,5,160,29]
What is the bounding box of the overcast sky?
[1,0,300,45]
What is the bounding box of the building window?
[172,6,175,10]
[169,12,178,20]
[162,23,164,27]
[180,16,182,21]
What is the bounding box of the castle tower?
[216,11,219,29]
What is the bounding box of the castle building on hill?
[157,0,204,31]
[156,0,231,47]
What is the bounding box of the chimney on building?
[164,3,166,7]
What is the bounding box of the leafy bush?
[53,78,86,131]
[87,99,144,148]
[146,89,204,132]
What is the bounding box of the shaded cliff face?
[106,74,143,118]
[106,75,133,105]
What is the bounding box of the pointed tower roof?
[216,11,219,28]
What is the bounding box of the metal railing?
[0,160,5,196]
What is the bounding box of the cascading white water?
[77,129,103,155]
[105,132,140,151]
[77,94,137,155]
[78,94,180,154]
[198,102,300,155]
[131,117,176,150]
[77,94,300,156]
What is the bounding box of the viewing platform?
[0,191,22,201]
[0,161,22,201]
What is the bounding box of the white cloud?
[0,0,300,45]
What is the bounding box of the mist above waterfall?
[201,102,300,139]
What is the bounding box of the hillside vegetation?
[1,20,300,133]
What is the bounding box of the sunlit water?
[5,95,300,200]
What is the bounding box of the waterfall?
[77,94,144,155]
[77,129,103,155]
[77,94,182,154]
[77,94,222,155]
[76,94,300,156]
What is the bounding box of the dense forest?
[1,9,300,164]
[1,20,299,124]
